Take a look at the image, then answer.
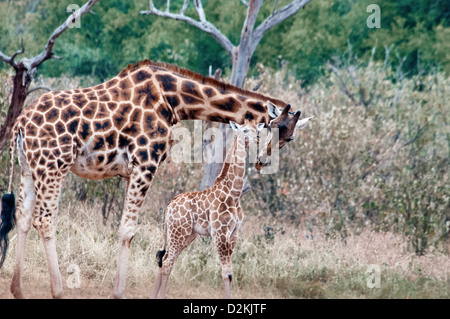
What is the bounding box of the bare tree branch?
[26,85,52,96]
[0,39,25,70]
[141,0,235,57]
[252,80,263,91]
[30,0,100,69]
[193,0,206,22]
[240,0,249,6]
[254,0,311,41]
[181,0,189,15]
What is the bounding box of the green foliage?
[1,0,449,84]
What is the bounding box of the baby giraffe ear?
[229,121,241,132]
[257,123,265,131]
[267,100,282,118]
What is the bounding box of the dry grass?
[0,203,448,299]
[0,58,449,299]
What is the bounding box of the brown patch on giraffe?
[247,101,265,113]
[137,135,148,147]
[92,135,106,151]
[72,93,88,108]
[107,102,118,112]
[132,69,152,83]
[156,74,177,92]
[180,93,202,105]
[114,103,133,130]
[207,113,231,123]
[104,131,117,148]
[93,83,105,90]
[110,87,120,101]
[203,87,216,98]
[133,81,160,108]
[38,124,57,139]
[67,119,80,134]
[55,96,70,108]
[55,121,66,135]
[82,102,97,119]
[181,107,205,120]
[44,108,60,123]
[181,80,202,98]
[118,88,131,102]
[119,78,133,91]
[106,150,118,164]
[93,119,112,131]
[165,95,180,108]
[143,112,156,132]
[155,103,172,124]
[86,91,98,101]
[36,100,52,113]
[105,78,118,88]
[98,90,111,102]
[61,105,81,122]
[78,121,91,142]
[96,103,109,119]
[122,122,141,138]
[149,141,166,162]
[211,97,241,113]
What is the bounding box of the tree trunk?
[0,67,32,150]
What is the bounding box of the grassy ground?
[0,203,448,299]
[0,56,449,299]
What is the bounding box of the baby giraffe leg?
[155,231,196,299]
[213,226,238,299]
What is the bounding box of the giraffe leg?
[213,224,239,299]
[10,162,36,299]
[113,172,152,299]
[32,176,67,299]
[156,231,197,299]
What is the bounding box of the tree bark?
[0,0,99,150]
[0,67,32,149]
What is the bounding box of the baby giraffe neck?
[215,134,247,197]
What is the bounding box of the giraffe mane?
[119,59,288,108]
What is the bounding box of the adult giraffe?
[0,60,304,298]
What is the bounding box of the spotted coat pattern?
[151,120,261,299]
[6,60,289,299]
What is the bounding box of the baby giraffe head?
[229,119,265,143]
[255,101,314,170]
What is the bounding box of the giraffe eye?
[243,129,249,133]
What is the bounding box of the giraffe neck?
[214,134,247,197]
[118,60,287,126]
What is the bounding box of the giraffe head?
[255,101,313,170]
[229,119,265,143]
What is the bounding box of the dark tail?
[0,192,16,268]
[156,249,166,268]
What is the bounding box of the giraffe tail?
[156,208,168,268]
[156,249,166,268]
[0,126,20,268]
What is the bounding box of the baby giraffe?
[152,119,264,299]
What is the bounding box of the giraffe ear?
[296,115,314,130]
[257,123,265,131]
[229,121,241,132]
[267,101,282,118]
